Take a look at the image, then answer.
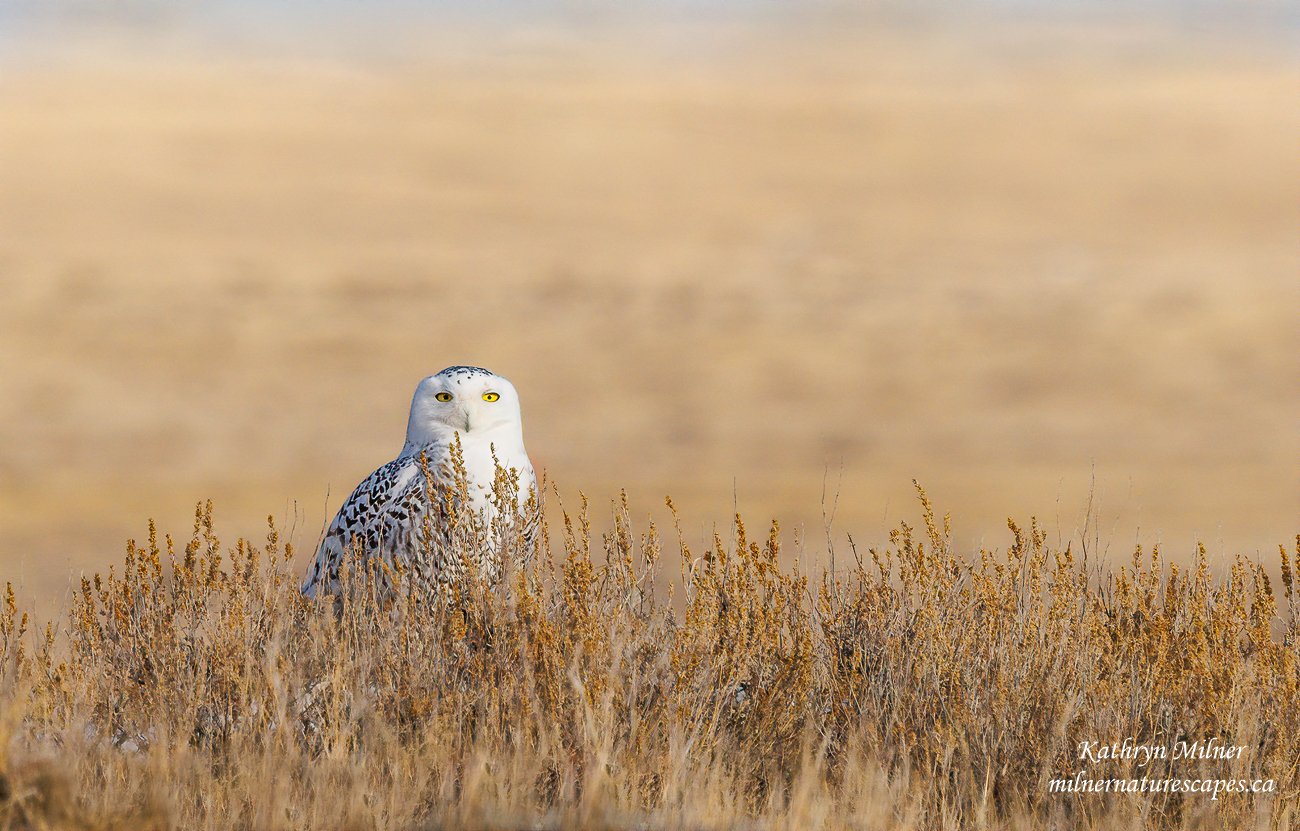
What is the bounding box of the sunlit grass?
[0,484,1294,830]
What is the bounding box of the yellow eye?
[434,392,453,402]
[482,391,500,402]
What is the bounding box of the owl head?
[404,366,525,448]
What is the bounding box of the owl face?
[407,366,523,439]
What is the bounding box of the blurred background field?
[0,2,1295,613]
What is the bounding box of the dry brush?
[0,484,1294,830]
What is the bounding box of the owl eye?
[434,392,453,402]
[482,391,500,402]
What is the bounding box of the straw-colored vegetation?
[0,482,1294,830]
[2,19,1294,830]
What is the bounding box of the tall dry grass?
[0,484,1294,830]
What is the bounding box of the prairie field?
[1,18,1296,615]
[0,489,1296,829]
[0,8,1297,829]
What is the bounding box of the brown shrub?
[0,485,1294,830]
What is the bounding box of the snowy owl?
[302,366,539,602]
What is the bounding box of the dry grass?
[1,19,1295,828]
[0,485,1294,830]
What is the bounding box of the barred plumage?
[302,366,538,602]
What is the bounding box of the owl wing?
[301,455,444,599]
[514,478,544,567]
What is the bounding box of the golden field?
[0,15,1297,828]
[1,23,1296,614]
[0,487,1295,829]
